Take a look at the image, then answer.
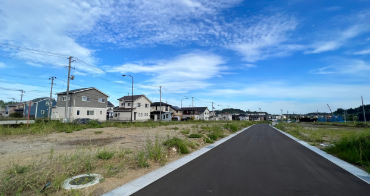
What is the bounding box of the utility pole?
[48,77,56,120]
[362,96,366,122]
[211,102,214,118]
[65,56,74,122]
[192,97,194,119]
[160,86,162,121]
[19,90,25,102]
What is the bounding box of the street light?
[181,98,188,108]
[122,75,133,122]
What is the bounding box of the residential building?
[107,101,114,120]
[52,87,109,122]
[113,95,152,121]
[238,114,250,121]
[218,113,232,121]
[182,107,200,120]
[6,103,25,116]
[182,107,210,120]
[150,102,172,121]
[171,106,183,120]
[24,97,57,119]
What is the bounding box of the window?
[41,110,45,114]
[118,113,120,116]
[98,98,105,103]
[145,104,149,108]
[137,103,141,107]
[87,110,94,115]
[77,110,80,115]
[128,103,131,106]
[115,113,117,117]
[121,103,125,106]
[82,96,90,101]
[62,96,69,101]
[166,114,169,118]
[165,106,168,111]
[100,111,102,115]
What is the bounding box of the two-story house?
[182,107,200,120]
[24,97,57,119]
[52,87,109,122]
[113,95,152,121]
[182,107,210,120]
[150,102,172,121]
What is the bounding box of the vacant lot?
[0,120,258,196]
[275,122,370,173]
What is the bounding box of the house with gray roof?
[52,87,109,122]
[150,102,173,121]
[181,107,210,120]
[24,97,57,119]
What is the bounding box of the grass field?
[274,122,370,173]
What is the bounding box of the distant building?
[182,107,210,120]
[150,102,172,121]
[24,97,57,119]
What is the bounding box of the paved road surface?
[132,124,370,196]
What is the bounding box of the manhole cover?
[70,175,96,185]
[63,174,102,189]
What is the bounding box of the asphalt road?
[132,124,370,196]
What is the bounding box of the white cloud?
[227,14,301,62]
[26,62,42,67]
[107,51,226,91]
[354,49,370,55]
[0,62,6,68]
[0,0,109,73]
[305,10,370,54]
[309,59,370,75]
[114,81,125,84]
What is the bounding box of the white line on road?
[270,124,370,185]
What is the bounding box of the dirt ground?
[0,123,219,195]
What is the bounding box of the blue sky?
[0,0,370,114]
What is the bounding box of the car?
[73,118,101,124]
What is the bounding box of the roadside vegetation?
[1,119,260,136]
[0,120,262,195]
[274,122,370,173]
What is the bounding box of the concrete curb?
[270,124,370,184]
[102,125,255,196]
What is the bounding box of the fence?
[318,115,344,122]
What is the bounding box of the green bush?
[96,149,115,160]
[189,134,202,138]
[163,137,189,154]
[180,130,190,134]
[207,134,218,140]
[135,150,149,168]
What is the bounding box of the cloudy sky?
[0,0,369,114]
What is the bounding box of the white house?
[113,95,152,121]
[52,87,109,122]
[218,113,232,121]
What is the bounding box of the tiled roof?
[181,107,208,112]
[107,101,114,107]
[151,102,172,106]
[56,87,109,97]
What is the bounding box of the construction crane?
[327,104,334,117]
